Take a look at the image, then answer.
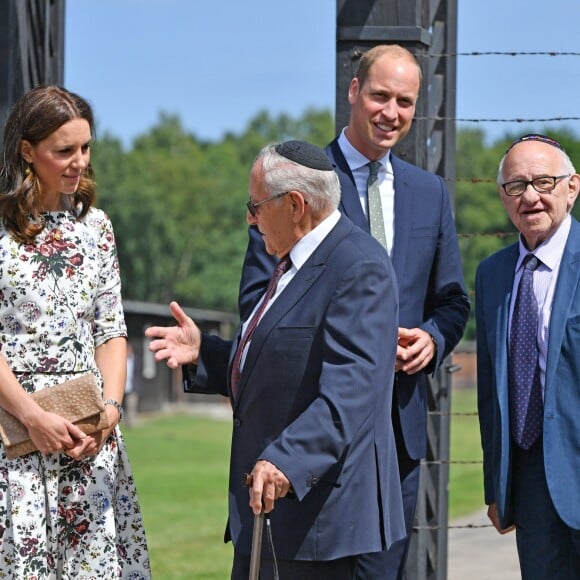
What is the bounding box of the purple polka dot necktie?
[230,255,292,399]
[509,254,543,449]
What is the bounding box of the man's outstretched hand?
[145,301,201,368]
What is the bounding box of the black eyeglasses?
[246,191,290,217]
[501,174,570,197]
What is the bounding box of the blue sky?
[65,0,580,148]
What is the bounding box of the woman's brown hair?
[0,85,96,243]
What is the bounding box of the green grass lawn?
[448,387,484,520]
[124,413,233,579]
[124,388,484,578]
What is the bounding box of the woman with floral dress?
[0,86,151,578]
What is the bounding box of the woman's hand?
[64,404,120,460]
[26,409,87,455]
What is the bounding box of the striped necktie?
[230,255,292,399]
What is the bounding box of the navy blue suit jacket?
[239,140,469,459]
[188,215,405,560]
[476,218,580,530]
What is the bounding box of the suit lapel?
[546,219,580,390]
[234,216,354,403]
[493,246,519,414]
[326,140,369,231]
[390,156,414,274]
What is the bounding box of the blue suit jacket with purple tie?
[188,215,406,561]
[476,218,580,529]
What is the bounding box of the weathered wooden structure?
[0,0,65,152]
[336,1,458,577]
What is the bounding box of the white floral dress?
[0,208,151,579]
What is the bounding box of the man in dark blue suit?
[147,141,405,579]
[239,45,470,579]
[476,134,580,579]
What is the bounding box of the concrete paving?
[448,510,521,579]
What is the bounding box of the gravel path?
[448,510,521,579]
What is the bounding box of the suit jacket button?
[233,418,241,427]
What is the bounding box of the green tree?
[92,111,579,327]
[91,108,334,312]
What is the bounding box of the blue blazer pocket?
[268,326,316,388]
[412,225,438,238]
[276,325,315,337]
[273,326,316,353]
[565,315,580,342]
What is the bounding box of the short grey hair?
[256,143,341,214]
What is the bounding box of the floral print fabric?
[0,209,151,579]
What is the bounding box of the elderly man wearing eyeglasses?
[476,134,580,580]
[147,140,405,580]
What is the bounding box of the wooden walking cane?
[249,509,265,580]
[245,473,264,580]
[244,472,286,580]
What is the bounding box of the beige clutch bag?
[0,374,110,459]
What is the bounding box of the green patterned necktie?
[367,161,388,250]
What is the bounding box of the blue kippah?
[275,140,334,171]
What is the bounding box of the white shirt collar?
[338,128,391,173]
[516,214,571,272]
[289,210,341,271]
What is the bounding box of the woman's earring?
[25,164,31,176]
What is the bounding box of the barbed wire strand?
[429,411,479,416]
[429,459,482,466]
[429,51,580,57]
[416,523,494,530]
[416,115,580,123]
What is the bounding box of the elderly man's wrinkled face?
[246,160,295,259]
[499,141,579,250]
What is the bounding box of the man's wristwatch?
[104,399,124,421]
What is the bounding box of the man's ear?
[348,77,360,106]
[288,191,307,223]
[566,173,580,211]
